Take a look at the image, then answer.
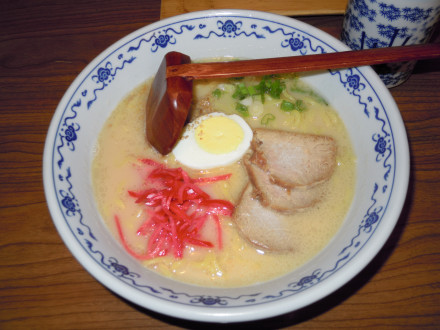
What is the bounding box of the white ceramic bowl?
[43,9,409,323]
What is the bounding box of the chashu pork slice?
[245,156,325,214]
[250,128,337,188]
[233,184,295,252]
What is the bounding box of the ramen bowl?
[43,9,409,323]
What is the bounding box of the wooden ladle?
[146,43,440,155]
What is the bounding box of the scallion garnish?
[235,102,249,117]
[261,113,276,125]
[212,88,222,98]
[280,99,306,112]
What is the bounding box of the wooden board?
[160,0,349,19]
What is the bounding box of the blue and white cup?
[341,0,440,87]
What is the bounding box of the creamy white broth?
[92,75,356,288]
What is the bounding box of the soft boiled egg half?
[172,112,253,169]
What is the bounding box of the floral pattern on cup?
[341,0,440,87]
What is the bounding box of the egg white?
[172,112,253,170]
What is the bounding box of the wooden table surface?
[1,1,439,329]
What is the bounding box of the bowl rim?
[43,9,410,323]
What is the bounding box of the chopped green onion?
[235,103,249,117]
[280,99,306,112]
[247,85,258,96]
[212,88,222,99]
[231,76,286,104]
[232,83,249,100]
[268,79,284,99]
[261,113,276,126]
[280,100,295,111]
[295,100,306,112]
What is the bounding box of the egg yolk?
[195,116,244,154]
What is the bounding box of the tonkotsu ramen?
[92,73,356,288]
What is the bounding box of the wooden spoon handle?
[166,43,440,80]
